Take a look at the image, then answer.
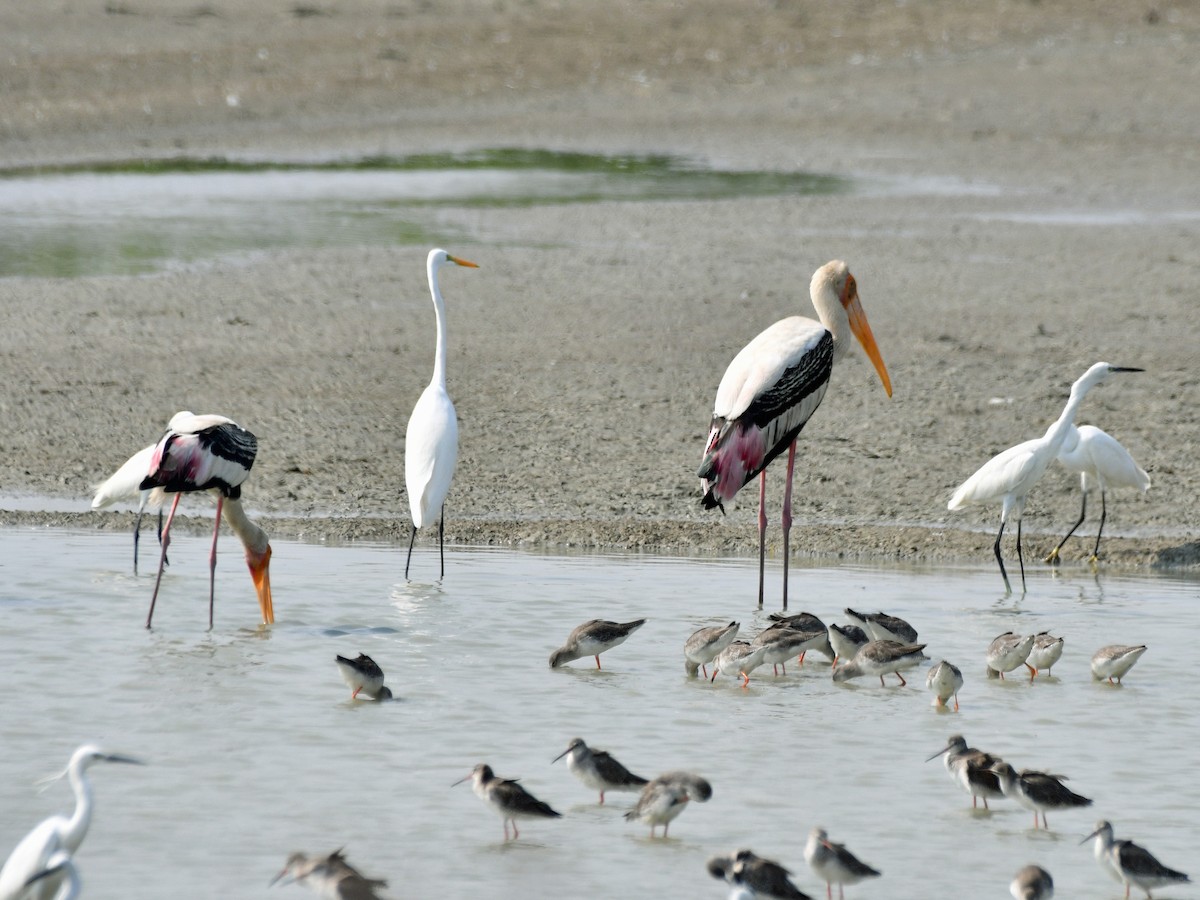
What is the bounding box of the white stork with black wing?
[139,411,273,628]
[698,260,892,608]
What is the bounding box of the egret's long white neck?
[63,763,94,853]
[1041,379,1099,458]
[427,255,449,390]
[222,496,269,556]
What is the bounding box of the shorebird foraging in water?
[843,608,918,644]
[990,762,1091,830]
[549,618,646,669]
[707,848,813,900]
[1090,644,1147,684]
[270,849,388,899]
[831,640,927,686]
[0,744,145,900]
[697,260,892,610]
[334,654,392,700]
[828,624,869,666]
[552,737,648,805]
[453,763,561,841]
[987,632,1036,679]
[1028,632,1064,676]
[684,621,740,678]
[926,660,964,710]
[1083,820,1191,899]
[765,611,835,663]
[752,626,827,676]
[926,735,1005,810]
[947,362,1143,593]
[710,640,769,687]
[624,772,711,838]
[804,827,880,900]
[1010,864,1054,900]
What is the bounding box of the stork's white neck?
[222,496,269,556]
[809,266,852,362]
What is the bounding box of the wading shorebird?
[926,660,964,711]
[987,632,1036,679]
[832,640,927,687]
[453,763,561,841]
[549,618,646,669]
[684,621,740,678]
[1010,864,1054,900]
[552,737,648,805]
[1083,820,1190,900]
[804,827,880,900]
[990,762,1092,830]
[1028,632,1065,676]
[270,849,389,900]
[335,654,392,701]
[1090,644,1147,684]
[707,848,813,900]
[926,735,1005,810]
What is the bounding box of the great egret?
[0,745,142,900]
[1045,423,1150,565]
[1082,821,1190,900]
[19,852,79,900]
[136,411,272,628]
[990,762,1092,830]
[551,737,648,805]
[548,618,646,669]
[452,764,561,841]
[1010,865,1054,900]
[90,443,163,574]
[947,362,1143,593]
[270,849,388,900]
[804,827,881,900]
[404,248,478,581]
[698,260,892,609]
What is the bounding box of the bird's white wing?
[948,438,1044,509]
[713,316,827,421]
[91,444,156,508]
[1076,425,1151,492]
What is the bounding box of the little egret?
[947,362,1142,593]
[1045,423,1150,565]
[0,745,142,900]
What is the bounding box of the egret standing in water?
[404,248,478,580]
[948,362,1142,593]
[699,260,892,609]
[0,745,143,900]
[1045,423,1150,565]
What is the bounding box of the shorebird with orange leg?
[926,660,964,710]
[1083,820,1190,899]
[832,640,927,687]
[990,761,1091,830]
[1029,632,1064,675]
[684,620,740,678]
[1091,644,1147,684]
[804,828,880,900]
[552,737,647,805]
[987,632,1036,679]
[927,735,1005,810]
[698,260,892,609]
[453,764,561,841]
[335,654,392,701]
[549,618,645,669]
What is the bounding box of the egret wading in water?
[90,443,164,575]
[134,411,273,629]
[1045,423,1150,565]
[404,248,478,581]
[948,362,1142,593]
[0,745,143,900]
[698,260,892,609]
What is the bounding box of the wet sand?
[1,1,1198,572]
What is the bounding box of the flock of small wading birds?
[0,249,1188,900]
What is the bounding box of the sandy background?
[0,1,1197,575]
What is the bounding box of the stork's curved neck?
[810,280,851,361]
[427,256,449,390]
[222,496,269,556]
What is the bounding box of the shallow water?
[0,528,1196,899]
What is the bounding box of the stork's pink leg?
[209,495,224,630]
[146,493,182,629]
[781,441,797,610]
[757,471,767,608]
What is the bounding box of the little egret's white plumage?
[90,443,164,575]
[948,362,1142,593]
[0,745,142,900]
[136,411,272,628]
[1045,423,1150,565]
[698,260,892,609]
[404,248,478,581]
[19,852,78,900]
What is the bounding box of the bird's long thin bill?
[448,254,479,268]
[845,296,893,397]
[451,775,471,787]
[102,754,145,766]
[1079,829,1103,844]
[924,746,951,762]
[551,749,570,763]
[252,546,274,624]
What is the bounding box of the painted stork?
[698,260,892,608]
